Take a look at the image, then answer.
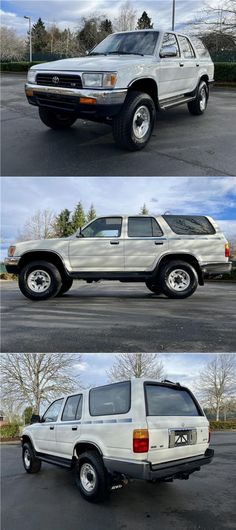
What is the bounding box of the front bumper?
[25,83,127,118]
[4,257,20,274]
[104,448,214,481]
[201,262,232,277]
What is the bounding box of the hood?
[31,55,153,72]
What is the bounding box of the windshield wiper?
[106,51,144,56]
[89,52,107,56]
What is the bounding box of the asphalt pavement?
[1,432,236,530]
[1,280,235,353]
[1,74,236,176]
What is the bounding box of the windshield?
[90,31,159,56]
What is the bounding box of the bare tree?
[107,353,165,383]
[188,0,236,38]
[17,209,56,241]
[1,353,83,414]
[0,27,25,61]
[114,1,137,32]
[198,355,236,421]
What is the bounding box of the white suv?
[25,30,214,150]
[21,379,214,503]
[5,215,231,300]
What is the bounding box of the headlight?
[82,72,117,88]
[8,246,16,257]
[27,69,37,83]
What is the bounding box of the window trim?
[81,216,123,239]
[177,34,196,59]
[144,382,204,417]
[89,381,131,417]
[127,216,164,238]
[159,32,180,58]
[61,394,83,422]
[41,398,64,423]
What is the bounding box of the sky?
[1,0,221,36]
[1,176,236,257]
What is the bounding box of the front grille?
[36,73,83,89]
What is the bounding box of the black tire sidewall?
[75,452,108,503]
[129,95,156,147]
[19,261,62,300]
[113,91,156,150]
[22,442,41,473]
[56,277,73,296]
[188,81,208,115]
[145,280,163,295]
[39,108,77,129]
[160,261,198,299]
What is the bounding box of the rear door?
[55,394,83,459]
[144,383,209,465]
[124,216,168,271]
[176,35,198,92]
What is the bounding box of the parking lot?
[1,432,236,530]
[1,74,236,176]
[1,280,235,353]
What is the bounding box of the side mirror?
[30,414,41,424]
[160,45,178,58]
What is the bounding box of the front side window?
[42,398,64,423]
[89,381,131,416]
[81,217,122,238]
[145,384,202,416]
[160,33,180,57]
[178,36,195,58]
[164,215,215,235]
[61,394,83,421]
[90,31,159,56]
[128,217,163,237]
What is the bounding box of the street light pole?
[24,16,32,62]
[172,0,176,31]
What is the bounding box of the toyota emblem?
[52,76,60,84]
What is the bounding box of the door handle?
[196,63,200,67]
[179,62,184,67]
[72,427,78,431]
[110,241,119,245]
[49,426,54,430]
[154,241,164,245]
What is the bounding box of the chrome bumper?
[4,257,20,267]
[25,83,127,106]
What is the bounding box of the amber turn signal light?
[80,97,97,105]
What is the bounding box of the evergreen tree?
[139,203,149,214]
[31,18,48,52]
[23,406,33,425]
[100,19,113,35]
[136,11,153,30]
[71,202,86,230]
[53,209,73,237]
[87,204,97,222]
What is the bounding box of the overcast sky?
[1,0,220,35]
[1,176,236,257]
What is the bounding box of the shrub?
[0,272,17,280]
[210,420,236,430]
[0,423,20,439]
[0,61,44,72]
[214,62,236,83]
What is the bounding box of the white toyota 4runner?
[21,379,214,503]
[5,215,231,301]
[25,30,214,150]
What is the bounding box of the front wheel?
[112,91,156,151]
[188,81,209,116]
[75,451,109,503]
[159,261,198,299]
[56,277,73,296]
[19,260,62,300]
[145,280,163,295]
[22,442,41,473]
[39,108,77,129]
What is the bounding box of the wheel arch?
[21,434,35,449]
[18,250,69,282]
[127,77,158,108]
[72,441,103,466]
[156,253,204,285]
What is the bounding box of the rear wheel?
[19,260,62,300]
[159,261,198,299]
[145,280,163,295]
[75,451,109,503]
[39,108,77,129]
[56,277,73,296]
[188,81,209,116]
[22,442,41,474]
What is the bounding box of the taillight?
[208,430,211,443]
[133,429,149,453]
[225,243,230,258]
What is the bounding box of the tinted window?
[178,36,195,58]
[160,33,180,57]
[81,217,122,238]
[42,399,64,423]
[164,216,215,235]
[89,382,131,416]
[191,37,211,58]
[62,394,83,421]
[128,217,163,237]
[146,385,201,416]
[90,31,159,56]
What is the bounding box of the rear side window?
[191,37,211,58]
[89,382,131,416]
[145,384,202,416]
[128,217,163,237]
[164,215,215,235]
[61,394,83,421]
[178,35,195,58]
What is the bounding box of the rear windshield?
[145,384,202,416]
[89,381,131,416]
[164,215,215,235]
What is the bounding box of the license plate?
[169,429,197,448]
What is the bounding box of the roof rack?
[161,379,181,386]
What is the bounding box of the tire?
[22,442,41,474]
[188,81,209,116]
[112,91,156,151]
[56,277,73,296]
[159,260,198,299]
[39,108,77,129]
[75,451,109,503]
[145,280,163,295]
[19,260,62,301]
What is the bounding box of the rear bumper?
[104,448,214,481]
[201,262,232,277]
[4,257,20,274]
[25,83,127,118]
